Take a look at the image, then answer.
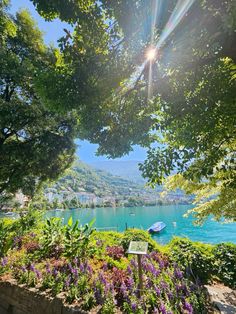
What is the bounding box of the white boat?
[148,221,166,233]
[5,212,15,217]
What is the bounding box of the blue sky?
[10,0,147,162]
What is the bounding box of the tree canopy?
[27,0,236,221]
[1,0,235,221]
[0,2,77,196]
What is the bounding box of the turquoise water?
[46,205,236,245]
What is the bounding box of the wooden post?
[125,222,128,230]
[127,241,148,299]
[137,254,143,298]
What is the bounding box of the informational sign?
[127,241,148,255]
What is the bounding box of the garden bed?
[0,211,235,313]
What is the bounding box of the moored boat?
[5,212,15,217]
[148,221,166,233]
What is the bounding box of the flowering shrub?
[106,246,124,260]
[24,241,41,254]
[0,217,234,313]
[1,248,206,313]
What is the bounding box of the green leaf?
[68,216,73,227]
[88,218,95,228]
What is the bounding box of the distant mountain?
[89,160,146,184]
[52,160,143,196]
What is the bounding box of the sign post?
[127,241,148,298]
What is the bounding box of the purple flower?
[150,251,159,261]
[46,263,51,274]
[68,263,73,273]
[126,277,134,290]
[1,257,8,267]
[176,283,189,296]
[130,258,138,268]
[102,262,108,271]
[104,281,112,294]
[146,278,152,288]
[127,265,132,275]
[29,264,36,272]
[79,263,84,272]
[120,283,128,298]
[174,267,183,280]
[159,303,167,314]
[72,267,78,277]
[131,303,137,311]
[94,286,103,304]
[120,282,127,294]
[21,266,27,272]
[52,267,58,278]
[159,260,165,269]
[65,276,71,288]
[155,286,161,296]
[87,264,92,275]
[183,301,193,313]
[160,280,168,291]
[35,269,41,279]
[99,272,107,285]
[167,291,174,300]
[175,283,181,293]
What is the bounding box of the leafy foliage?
[64,216,94,260]
[169,238,236,288]
[106,246,124,260]
[0,219,13,256]
[163,174,236,223]
[24,0,236,221]
[41,218,65,258]
[120,229,160,252]
[169,238,214,284]
[0,5,77,196]
[213,243,236,288]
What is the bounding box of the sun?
[146,48,156,61]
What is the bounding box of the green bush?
[169,237,214,284]
[213,243,236,288]
[14,209,42,235]
[41,217,65,258]
[120,229,160,252]
[0,219,14,257]
[64,217,94,261]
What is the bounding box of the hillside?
[44,160,191,208]
[51,160,142,197]
[89,160,145,184]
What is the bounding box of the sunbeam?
[128,0,196,95]
[156,0,196,50]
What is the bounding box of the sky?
[10,0,147,163]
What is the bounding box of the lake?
[46,205,236,245]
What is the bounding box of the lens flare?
[124,0,196,96]
[146,48,156,61]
